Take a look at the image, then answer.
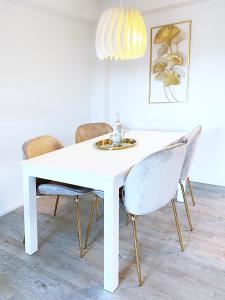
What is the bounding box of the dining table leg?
[103,179,120,293]
[23,173,38,255]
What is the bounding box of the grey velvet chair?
[22,135,95,258]
[166,125,202,207]
[84,143,188,286]
[180,126,202,206]
[123,143,187,286]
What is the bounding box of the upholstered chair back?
[22,135,64,159]
[75,122,113,143]
[180,125,202,180]
[124,143,187,216]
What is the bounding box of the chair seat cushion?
[94,187,125,211]
[94,190,104,198]
[37,181,92,196]
[94,186,124,200]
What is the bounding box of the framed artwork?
[149,20,192,103]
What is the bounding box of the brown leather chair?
[75,122,113,143]
[22,135,94,257]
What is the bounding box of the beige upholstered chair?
[22,135,95,257]
[75,122,113,143]
[75,122,113,225]
[23,135,64,159]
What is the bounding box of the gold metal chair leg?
[131,215,143,286]
[53,195,59,216]
[96,197,100,221]
[125,213,131,226]
[179,180,193,231]
[74,195,84,258]
[84,196,98,250]
[171,200,184,252]
[187,177,196,206]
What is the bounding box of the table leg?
[23,173,38,255]
[103,180,120,293]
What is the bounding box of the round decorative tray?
[95,138,136,150]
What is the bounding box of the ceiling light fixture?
[95,1,147,60]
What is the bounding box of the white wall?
[31,0,100,21]
[91,0,225,186]
[90,25,111,122]
[6,0,101,23]
[0,1,92,216]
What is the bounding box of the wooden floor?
[1,183,225,300]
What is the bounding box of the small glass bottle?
[111,113,122,146]
[114,113,122,133]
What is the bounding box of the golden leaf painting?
[152,23,187,102]
[153,61,167,74]
[154,25,180,44]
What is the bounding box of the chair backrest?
[180,125,202,180]
[124,143,187,216]
[75,122,113,143]
[22,135,64,159]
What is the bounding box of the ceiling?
[7,0,209,23]
[101,0,208,14]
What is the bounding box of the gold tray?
[95,138,136,150]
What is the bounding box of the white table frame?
[22,130,185,293]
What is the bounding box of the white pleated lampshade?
[95,7,147,60]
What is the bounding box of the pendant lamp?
[95,3,147,60]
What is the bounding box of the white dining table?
[22,130,185,293]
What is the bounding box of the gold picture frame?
[149,20,192,104]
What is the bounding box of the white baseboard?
[0,202,24,218]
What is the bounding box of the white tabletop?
[22,130,184,188]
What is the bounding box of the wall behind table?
[91,0,225,187]
[0,0,92,216]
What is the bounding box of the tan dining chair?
[75,122,113,144]
[22,135,95,258]
[75,122,113,221]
